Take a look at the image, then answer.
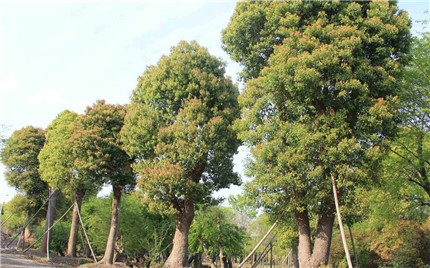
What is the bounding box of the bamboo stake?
[23,204,74,253]
[0,214,13,228]
[7,190,57,248]
[47,190,51,260]
[238,213,283,268]
[76,203,97,263]
[332,175,353,268]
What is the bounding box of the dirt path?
[0,252,57,267]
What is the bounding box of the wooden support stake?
[7,190,57,248]
[76,203,97,263]
[23,204,74,253]
[239,216,281,268]
[332,175,353,268]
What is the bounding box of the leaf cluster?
[223,1,411,216]
[1,126,48,209]
[188,206,247,259]
[122,41,241,214]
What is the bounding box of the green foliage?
[390,32,430,200]
[189,206,247,259]
[122,41,240,215]
[1,126,48,211]
[383,127,430,206]
[38,110,95,196]
[400,32,430,128]
[1,195,30,230]
[35,221,70,255]
[73,100,134,189]
[330,218,430,267]
[228,194,257,225]
[224,0,411,219]
[81,193,174,263]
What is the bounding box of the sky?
[0,0,429,204]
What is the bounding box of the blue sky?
[1,1,429,204]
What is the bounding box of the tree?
[81,193,175,267]
[228,194,257,229]
[38,110,99,257]
[121,41,240,268]
[1,126,48,219]
[189,207,247,268]
[73,100,134,264]
[390,32,430,200]
[223,1,411,266]
[1,194,31,231]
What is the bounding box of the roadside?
[0,249,60,267]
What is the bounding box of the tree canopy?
[223,1,411,266]
[1,126,48,209]
[73,100,133,190]
[390,32,430,200]
[38,110,94,196]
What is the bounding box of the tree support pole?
[7,190,57,248]
[47,191,51,260]
[23,204,74,253]
[332,175,353,268]
[238,213,283,268]
[76,202,97,263]
[0,214,13,228]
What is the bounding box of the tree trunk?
[348,225,359,268]
[295,206,335,267]
[163,198,194,268]
[41,188,58,254]
[67,191,83,257]
[100,184,123,265]
[292,248,299,268]
[193,253,203,268]
[217,213,226,268]
[201,239,217,268]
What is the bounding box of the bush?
[330,218,430,267]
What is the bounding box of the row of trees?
[2,41,242,266]
[1,1,429,267]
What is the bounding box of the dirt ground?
[0,248,130,267]
[1,248,80,267]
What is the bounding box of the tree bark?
[348,225,359,268]
[100,184,123,265]
[41,188,58,254]
[67,191,83,257]
[295,206,335,267]
[163,198,194,268]
[201,239,217,268]
[192,253,203,268]
[292,248,299,268]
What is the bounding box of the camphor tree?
[73,100,134,264]
[223,1,411,267]
[1,126,48,237]
[121,41,240,268]
[38,110,100,257]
